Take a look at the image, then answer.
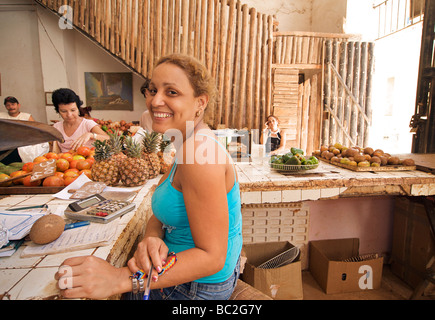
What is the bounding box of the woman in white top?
[51,88,109,153]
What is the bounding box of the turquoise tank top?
[151,133,243,283]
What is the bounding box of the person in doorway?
[51,88,109,153]
[55,54,243,300]
[260,114,287,155]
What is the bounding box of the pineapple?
[120,136,148,187]
[108,129,127,166]
[91,140,120,186]
[141,131,161,179]
[158,134,175,174]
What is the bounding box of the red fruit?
[54,171,64,179]
[60,152,74,162]
[56,158,70,172]
[85,157,95,166]
[10,170,27,185]
[69,159,79,169]
[64,170,79,179]
[22,162,35,172]
[34,156,48,163]
[23,175,42,187]
[42,175,64,187]
[79,169,92,179]
[44,152,59,160]
[76,160,91,171]
[76,146,91,157]
[64,175,77,186]
[64,168,79,175]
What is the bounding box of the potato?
[402,158,415,166]
[29,214,65,245]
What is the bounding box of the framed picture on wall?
[45,92,53,106]
[84,72,133,110]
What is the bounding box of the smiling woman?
[55,54,243,301]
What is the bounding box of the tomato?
[33,156,48,163]
[63,175,77,186]
[23,175,42,187]
[44,152,59,160]
[76,160,91,170]
[22,162,35,172]
[76,146,91,157]
[10,170,27,185]
[79,169,92,179]
[42,175,64,187]
[56,158,70,172]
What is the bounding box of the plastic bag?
[18,142,50,163]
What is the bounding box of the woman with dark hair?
[51,88,108,153]
[260,115,287,155]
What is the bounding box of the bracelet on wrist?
[129,252,177,293]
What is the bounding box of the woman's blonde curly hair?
[155,54,217,110]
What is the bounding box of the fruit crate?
[318,158,416,172]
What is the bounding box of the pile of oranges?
[3,146,94,187]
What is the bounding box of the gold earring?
[195,110,202,117]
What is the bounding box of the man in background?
[0,96,48,164]
[1,96,35,121]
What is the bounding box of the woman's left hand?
[71,132,93,151]
[55,255,128,299]
[127,236,169,282]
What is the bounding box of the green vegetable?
[286,156,301,165]
[291,147,304,155]
[9,162,24,168]
[309,156,319,164]
[281,154,291,163]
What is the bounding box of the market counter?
[0,178,158,300]
[1,157,434,299]
[237,158,435,203]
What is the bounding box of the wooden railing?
[35,0,275,130]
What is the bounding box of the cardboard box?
[309,238,383,294]
[241,241,303,300]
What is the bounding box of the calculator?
[64,194,136,223]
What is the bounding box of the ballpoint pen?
[143,263,153,300]
[64,220,90,230]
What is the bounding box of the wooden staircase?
[34,0,276,130]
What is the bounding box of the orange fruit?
[23,175,42,187]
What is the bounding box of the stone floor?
[302,264,434,300]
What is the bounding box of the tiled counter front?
[236,161,435,268]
